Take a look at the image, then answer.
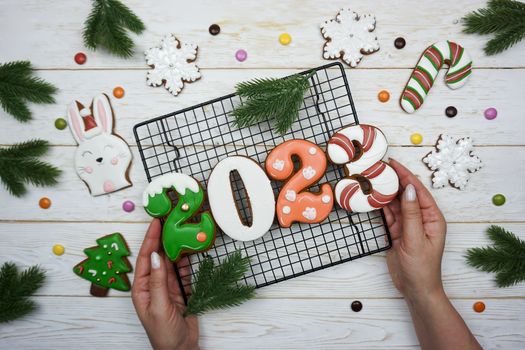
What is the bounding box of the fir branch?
[462,0,525,55]
[0,140,61,197]
[0,61,58,122]
[231,71,315,135]
[0,262,45,323]
[83,0,145,58]
[184,251,255,316]
[466,225,525,288]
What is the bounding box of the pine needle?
[83,0,145,58]
[0,61,57,122]
[0,139,61,197]
[184,250,255,316]
[0,262,45,323]
[231,71,315,135]
[466,225,525,288]
[462,0,525,55]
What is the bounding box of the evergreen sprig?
[83,0,145,58]
[466,225,525,287]
[231,71,315,135]
[462,0,525,55]
[0,61,58,122]
[184,250,255,316]
[0,139,61,197]
[0,262,46,323]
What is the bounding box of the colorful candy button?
[378,90,390,102]
[410,133,423,145]
[351,300,363,312]
[74,52,87,65]
[473,301,485,313]
[52,244,65,256]
[209,24,221,36]
[54,118,67,130]
[122,200,135,212]
[445,106,457,118]
[196,232,207,242]
[394,37,406,49]
[113,86,125,99]
[279,33,292,45]
[484,107,497,120]
[39,197,51,209]
[492,194,506,206]
[235,49,247,62]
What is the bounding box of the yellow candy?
[52,244,65,256]
[279,33,292,45]
[410,133,423,145]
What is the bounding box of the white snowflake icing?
[321,9,379,67]
[423,135,482,190]
[145,34,201,96]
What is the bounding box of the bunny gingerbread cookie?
[67,94,132,196]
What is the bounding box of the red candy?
[74,52,87,65]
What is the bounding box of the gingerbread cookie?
[327,124,399,212]
[73,232,132,297]
[67,94,132,196]
[145,34,201,96]
[265,140,334,227]
[400,41,472,113]
[143,173,216,261]
[321,9,379,68]
[207,156,275,241]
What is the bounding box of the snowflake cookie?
[321,9,380,68]
[423,135,482,190]
[145,34,201,96]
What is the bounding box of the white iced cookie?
[321,9,379,68]
[207,156,275,241]
[67,94,132,196]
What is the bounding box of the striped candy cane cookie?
[400,41,472,113]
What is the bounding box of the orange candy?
[113,86,125,99]
[196,232,207,242]
[473,301,485,313]
[39,197,51,209]
[378,90,390,102]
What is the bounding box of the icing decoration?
[272,159,285,171]
[39,197,51,209]
[328,124,399,213]
[54,118,67,130]
[279,33,292,45]
[423,134,482,190]
[321,9,379,68]
[145,34,201,96]
[67,94,132,196]
[410,133,423,145]
[73,232,132,296]
[484,107,497,120]
[400,41,472,113]
[143,173,216,261]
[235,49,248,62]
[308,147,317,155]
[445,106,458,118]
[113,86,125,99]
[52,244,65,256]
[208,156,275,241]
[492,194,506,206]
[74,52,87,65]
[265,140,333,227]
[209,24,220,36]
[378,90,390,102]
[122,200,135,212]
[394,37,406,49]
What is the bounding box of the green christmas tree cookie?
[73,232,132,297]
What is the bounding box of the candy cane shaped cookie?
[327,124,399,213]
[400,41,472,113]
[266,140,334,227]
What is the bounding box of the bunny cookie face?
[68,94,132,196]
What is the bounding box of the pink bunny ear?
[93,94,114,134]
[67,101,85,144]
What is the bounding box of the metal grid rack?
[134,62,391,302]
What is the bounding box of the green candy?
[492,194,506,206]
[54,118,67,130]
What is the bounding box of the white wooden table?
[1,1,524,349]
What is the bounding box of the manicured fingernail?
[405,183,416,202]
[151,251,161,269]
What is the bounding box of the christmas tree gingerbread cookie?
[73,232,132,297]
[143,173,216,261]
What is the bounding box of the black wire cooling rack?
[134,62,391,302]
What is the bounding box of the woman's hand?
[132,219,199,350]
[383,158,447,301]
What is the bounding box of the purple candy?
[484,107,497,120]
[122,200,135,213]
[235,49,247,62]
